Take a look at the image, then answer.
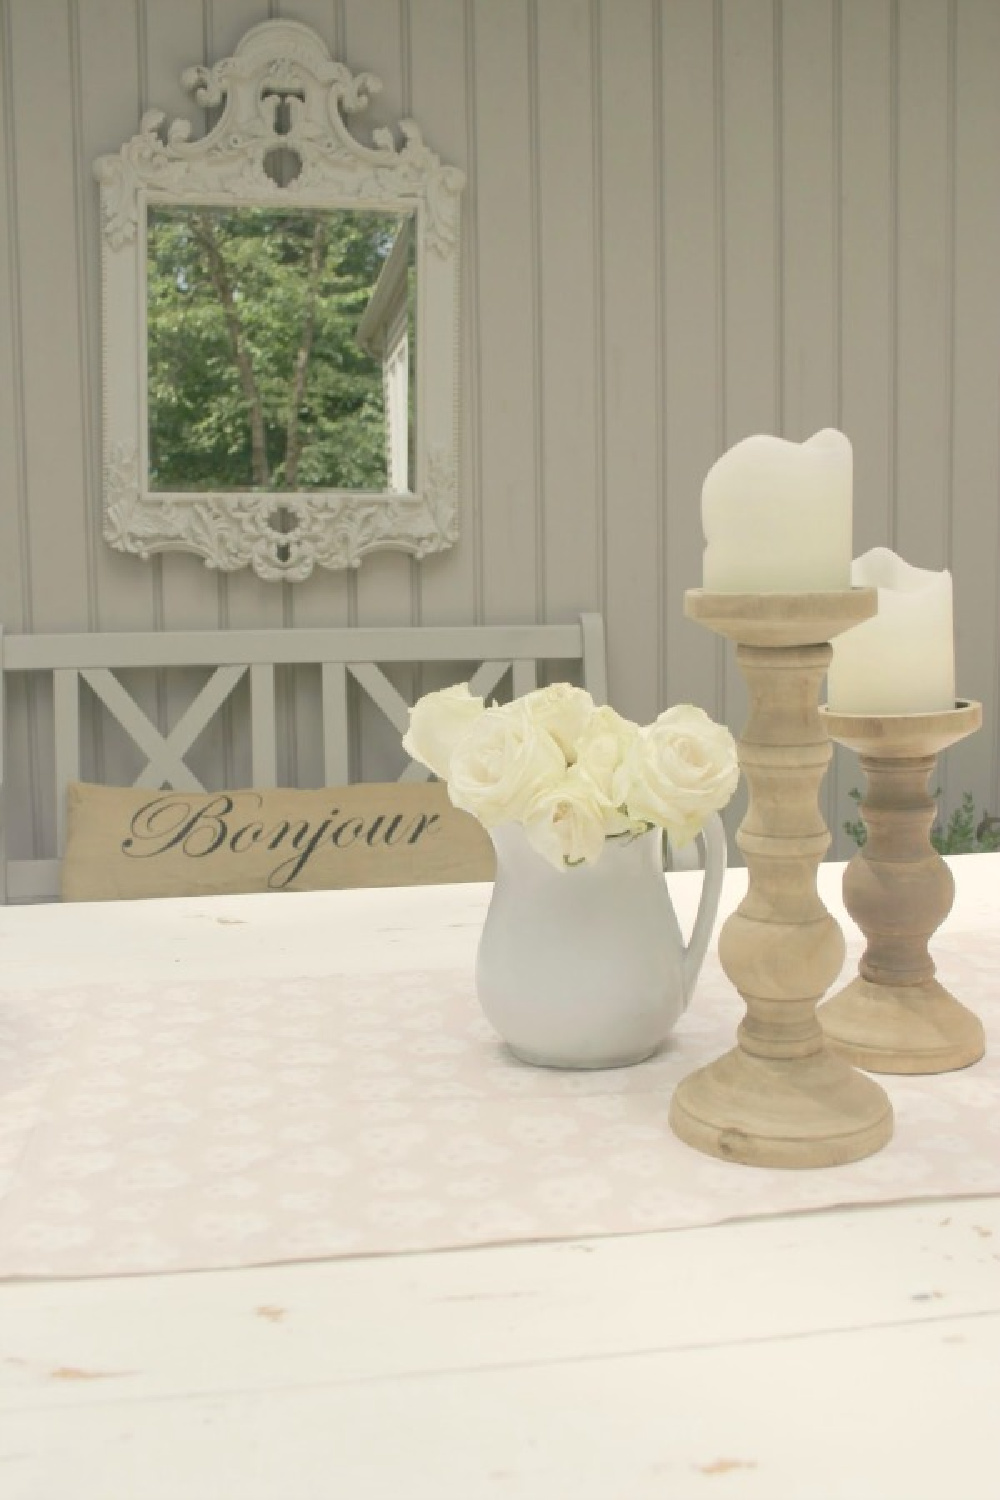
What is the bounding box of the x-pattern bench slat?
[80,665,249,791]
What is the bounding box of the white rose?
[571,707,645,838]
[402,683,485,779]
[519,683,595,761]
[447,702,567,828]
[522,767,610,870]
[612,704,739,846]
[574,705,641,801]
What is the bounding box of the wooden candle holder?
[669,589,893,1169]
[818,701,985,1073]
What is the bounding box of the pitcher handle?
[680,812,727,1006]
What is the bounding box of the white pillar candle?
[826,548,955,714]
[702,428,853,593]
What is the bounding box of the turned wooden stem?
[819,701,985,1074]
[725,642,840,1062]
[669,590,893,1170]
[850,754,951,987]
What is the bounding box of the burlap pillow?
[60,781,494,901]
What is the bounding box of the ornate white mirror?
[93,20,464,581]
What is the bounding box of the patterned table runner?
[0,931,997,1278]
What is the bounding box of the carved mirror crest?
[94,20,464,581]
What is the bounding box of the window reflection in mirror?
[146,205,416,493]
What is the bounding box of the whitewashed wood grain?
[1,1199,998,1500]
[4,851,997,993]
[0,1315,995,1500]
[2,1197,998,1405]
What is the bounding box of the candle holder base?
[819,700,985,1076]
[820,975,984,1074]
[669,1047,893,1169]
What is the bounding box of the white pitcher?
[475,815,727,1069]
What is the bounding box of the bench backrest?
[0,616,607,902]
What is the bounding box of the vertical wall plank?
[9,0,90,631]
[661,0,722,721]
[839,0,893,557]
[720,0,779,445]
[949,0,1000,824]
[780,0,837,441]
[460,0,486,639]
[8,0,93,857]
[0,7,27,634]
[894,0,952,813]
[534,0,599,637]
[597,0,659,723]
[0,0,34,861]
[408,0,475,631]
[894,0,951,567]
[834,0,894,850]
[472,0,538,626]
[717,0,780,835]
[779,0,840,834]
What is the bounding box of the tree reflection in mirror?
[145,205,416,494]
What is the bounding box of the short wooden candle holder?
[818,700,985,1074]
[669,588,893,1169]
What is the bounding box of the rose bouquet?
[402,682,739,871]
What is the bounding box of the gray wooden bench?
[0,616,608,903]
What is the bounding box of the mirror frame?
[93,20,464,582]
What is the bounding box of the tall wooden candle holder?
[818,700,985,1073]
[669,589,893,1169]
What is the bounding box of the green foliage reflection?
[146,206,410,492]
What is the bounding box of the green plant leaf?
[845,788,1000,855]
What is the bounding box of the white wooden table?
[2,861,999,1500]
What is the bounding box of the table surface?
[2,859,999,1500]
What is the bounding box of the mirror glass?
[146,205,416,494]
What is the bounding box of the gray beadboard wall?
[2,0,1000,866]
